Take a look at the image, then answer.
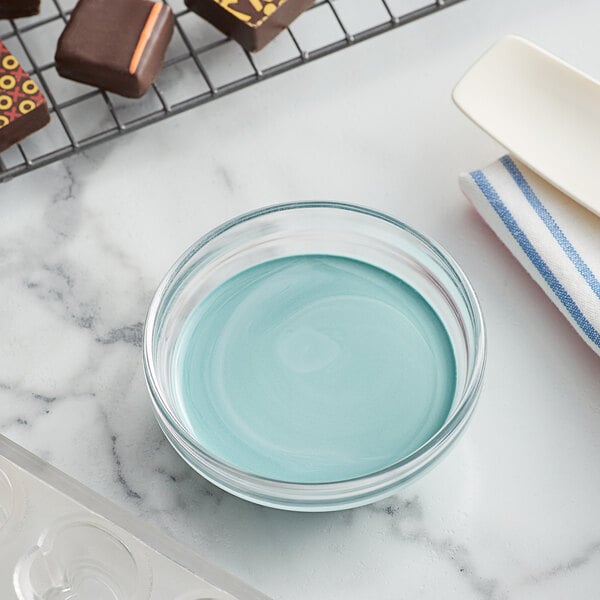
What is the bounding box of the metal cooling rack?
[0,0,464,182]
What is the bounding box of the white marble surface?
[2,0,600,598]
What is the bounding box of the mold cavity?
[0,467,14,531]
[14,521,148,600]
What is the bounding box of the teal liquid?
[174,255,456,483]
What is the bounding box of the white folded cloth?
[460,155,600,357]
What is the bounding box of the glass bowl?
[143,202,485,511]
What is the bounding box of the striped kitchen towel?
[460,155,600,357]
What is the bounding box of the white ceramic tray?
[453,35,600,217]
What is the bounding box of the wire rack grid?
[0,0,464,182]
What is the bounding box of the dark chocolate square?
[0,0,41,19]
[55,0,174,98]
[0,40,49,153]
[184,0,314,52]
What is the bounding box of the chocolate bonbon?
[0,0,40,19]
[0,41,49,154]
[55,0,174,99]
[185,0,314,52]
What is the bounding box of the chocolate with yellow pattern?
[185,0,314,52]
[0,40,49,155]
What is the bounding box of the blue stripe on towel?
[501,155,600,300]
[470,169,600,349]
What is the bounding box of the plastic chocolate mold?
[0,435,271,600]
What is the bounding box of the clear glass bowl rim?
[143,201,486,498]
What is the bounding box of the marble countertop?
[2,0,600,598]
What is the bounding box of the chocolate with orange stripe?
[55,0,174,98]
[0,40,49,154]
